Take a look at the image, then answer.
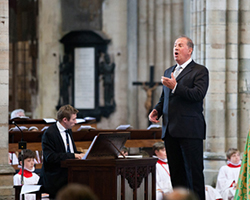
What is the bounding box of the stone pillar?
[164,0,173,71]
[0,0,15,199]
[238,0,250,151]
[205,0,227,155]
[137,0,149,129]
[198,0,250,154]
[191,0,245,155]
[34,0,63,118]
[225,0,239,150]
[190,0,250,185]
[191,0,228,185]
[154,0,165,104]
[127,0,138,128]
[100,0,128,128]
[191,0,206,65]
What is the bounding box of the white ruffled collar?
[18,165,35,172]
[227,160,241,166]
[153,155,168,163]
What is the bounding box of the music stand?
[83,132,130,160]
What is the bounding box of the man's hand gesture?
[149,109,159,123]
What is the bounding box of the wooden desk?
[9,129,162,168]
[61,158,157,200]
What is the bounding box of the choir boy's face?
[155,148,167,160]
[23,158,35,171]
[229,152,240,165]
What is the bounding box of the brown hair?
[226,148,240,160]
[153,142,165,156]
[57,104,79,122]
[56,183,98,200]
[18,149,36,163]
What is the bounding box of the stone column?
[225,0,239,150]
[34,0,63,119]
[164,0,173,70]
[197,0,250,155]
[205,0,227,155]
[191,0,206,65]
[191,0,247,155]
[191,0,228,185]
[238,0,250,151]
[0,0,15,199]
[190,0,250,185]
[137,0,149,129]
[127,0,138,128]
[100,0,128,128]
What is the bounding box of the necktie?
[65,130,70,153]
[174,65,182,78]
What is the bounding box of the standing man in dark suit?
[149,36,209,200]
[38,105,85,198]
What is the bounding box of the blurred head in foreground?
[56,183,98,200]
[163,187,198,200]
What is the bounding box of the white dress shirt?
[172,58,192,93]
[56,121,74,153]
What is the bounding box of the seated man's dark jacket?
[38,123,78,197]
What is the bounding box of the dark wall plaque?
[58,30,116,121]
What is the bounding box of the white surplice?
[13,167,40,200]
[154,156,173,200]
[216,162,241,200]
[205,185,222,200]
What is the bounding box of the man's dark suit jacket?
[38,123,78,197]
[154,60,209,139]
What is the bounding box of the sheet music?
[81,132,130,160]
[43,118,56,123]
[116,124,133,130]
[20,185,42,194]
[147,124,161,130]
[82,135,98,159]
[76,118,86,124]
[77,125,95,131]
[84,116,96,120]
[74,47,95,109]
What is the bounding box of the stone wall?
[0,0,15,199]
